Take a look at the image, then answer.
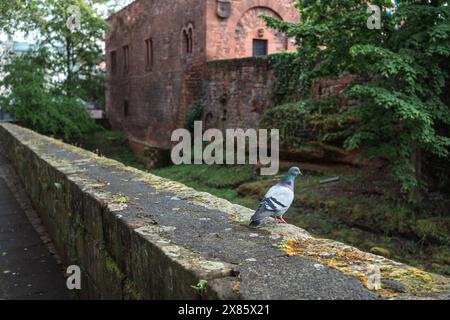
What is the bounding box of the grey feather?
[249,199,276,227]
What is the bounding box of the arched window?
[181,23,194,56]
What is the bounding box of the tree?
[264,0,450,197]
[0,50,96,138]
[0,0,112,136]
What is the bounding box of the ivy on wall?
[268,52,310,105]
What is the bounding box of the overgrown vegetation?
[268,52,305,104]
[262,0,450,197]
[184,101,203,133]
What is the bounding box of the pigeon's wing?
[264,185,294,215]
[249,185,294,227]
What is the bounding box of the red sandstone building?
[105,0,298,154]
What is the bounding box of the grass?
[73,128,450,276]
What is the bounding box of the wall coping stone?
[1,123,448,300]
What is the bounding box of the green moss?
[67,127,449,276]
[105,255,125,281]
[370,247,391,258]
[124,280,144,300]
[112,194,129,204]
[152,164,256,200]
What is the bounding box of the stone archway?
[234,6,287,57]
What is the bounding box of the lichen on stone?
[277,239,450,299]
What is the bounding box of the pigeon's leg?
[272,216,287,224]
[271,216,282,223]
[279,217,288,224]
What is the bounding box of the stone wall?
[1,123,449,300]
[202,57,274,131]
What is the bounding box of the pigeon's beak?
[298,170,303,176]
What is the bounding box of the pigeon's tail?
[249,201,273,228]
[249,219,261,228]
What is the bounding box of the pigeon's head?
[288,167,302,178]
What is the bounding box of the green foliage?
[191,280,208,295]
[260,102,314,149]
[263,0,450,194]
[184,101,203,133]
[152,164,255,190]
[268,52,307,104]
[0,51,96,138]
[0,0,110,137]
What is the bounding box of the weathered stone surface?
[1,123,449,300]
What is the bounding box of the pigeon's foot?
[272,217,287,224]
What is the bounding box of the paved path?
[0,148,73,300]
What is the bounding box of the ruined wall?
[205,0,299,60]
[202,57,274,131]
[105,0,207,150]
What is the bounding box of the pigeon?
[249,167,302,227]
